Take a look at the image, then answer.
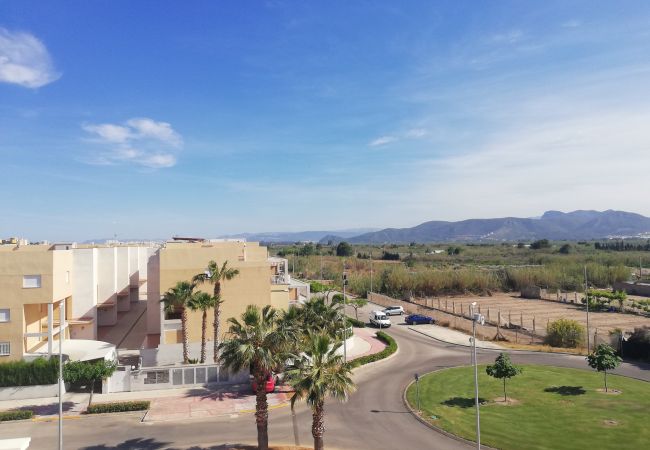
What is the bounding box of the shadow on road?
[80,438,170,449]
[442,397,487,408]
[544,385,586,396]
[370,409,410,414]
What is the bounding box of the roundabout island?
[405,364,650,450]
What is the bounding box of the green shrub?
[546,319,585,348]
[346,317,366,328]
[309,281,329,293]
[0,357,58,387]
[0,410,33,421]
[347,331,397,368]
[86,401,150,414]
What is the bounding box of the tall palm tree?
[193,260,239,362]
[299,298,344,340]
[287,333,355,450]
[220,305,293,450]
[160,281,195,364]
[187,292,218,363]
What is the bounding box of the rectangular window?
[22,275,41,289]
[0,309,9,322]
[0,342,9,356]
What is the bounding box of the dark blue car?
[405,314,434,325]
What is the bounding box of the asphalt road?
[2,302,648,450]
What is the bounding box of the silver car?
[383,305,405,316]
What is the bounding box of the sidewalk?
[0,329,387,422]
[408,324,503,349]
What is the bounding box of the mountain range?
[325,210,650,243]
[218,228,379,244]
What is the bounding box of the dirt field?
[368,291,650,347]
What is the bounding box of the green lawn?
[406,365,650,450]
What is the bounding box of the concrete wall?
[613,281,650,297]
[0,383,63,401]
[96,248,117,326]
[146,250,161,335]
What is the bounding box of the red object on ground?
[252,373,276,393]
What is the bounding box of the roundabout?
[405,365,650,450]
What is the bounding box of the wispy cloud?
[562,20,582,28]
[0,27,60,88]
[82,118,183,169]
[405,128,427,138]
[369,135,397,147]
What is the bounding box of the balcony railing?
[271,274,289,284]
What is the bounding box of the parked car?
[405,314,435,325]
[383,305,405,316]
[252,372,276,393]
[369,310,391,328]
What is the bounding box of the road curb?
[408,326,504,350]
[402,367,497,450]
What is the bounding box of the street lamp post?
[58,300,66,450]
[370,252,373,294]
[343,270,348,363]
[470,302,482,450]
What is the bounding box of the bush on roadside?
[622,327,650,361]
[545,319,585,348]
[347,331,397,368]
[0,357,58,387]
[0,410,33,421]
[86,401,150,414]
[346,317,366,328]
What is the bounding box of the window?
[0,309,9,322]
[22,275,41,289]
[0,342,9,356]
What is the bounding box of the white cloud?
[83,118,183,169]
[369,135,397,147]
[405,128,427,138]
[562,20,582,28]
[0,27,60,88]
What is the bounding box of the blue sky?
[2,1,650,241]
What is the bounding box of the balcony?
[271,274,290,285]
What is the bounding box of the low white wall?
[0,383,64,401]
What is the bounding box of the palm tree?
[160,281,195,364]
[193,260,240,362]
[187,292,218,363]
[299,298,344,340]
[287,333,355,450]
[220,305,293,450]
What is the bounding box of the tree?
[335,242,353,257]
[187,292,218,363]
[193,260,240,363]
[63,359,116,407]
[287,333,355,450]
[531,239,550,250]
[558,243,571,254]
[160,281,195,363]
[219,305,294,450]
[349,298,368,320]
[586,344,621,392]
[485,353,522,402]
[299,297,344,340]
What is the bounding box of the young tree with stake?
[586,344,622,392]
[486,353,522,402]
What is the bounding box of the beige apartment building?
[0,244,73,361]
[149,241,297,346]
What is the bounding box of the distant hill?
[319,210,650,244]
[218,228,379,244]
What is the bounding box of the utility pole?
[585,266,590,353]
[320,252,323,280]
[370,251,373,294]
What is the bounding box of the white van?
[369,310,391,328]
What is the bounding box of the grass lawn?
[406,365,650,450]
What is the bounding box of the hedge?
[0,410,33,421]
[86,401,150,414]
[0,357,58,387]
[347,331,397,369]
[346,317,366,328]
